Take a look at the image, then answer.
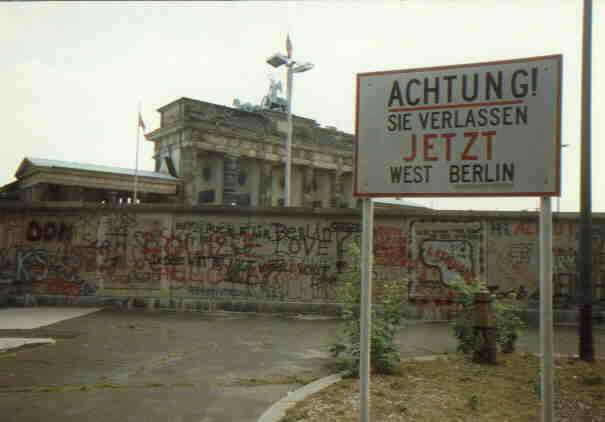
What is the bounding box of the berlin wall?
[1,202,604,318]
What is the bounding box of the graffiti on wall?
[374,225,408,267]
[488,220,605,304]
[487,221,538,298]
[15,247,97,296]
[408,220,484,303]
[149,219,361,301]
[1,209,605,307]
[25,220,73,242]
[2,213,362,302]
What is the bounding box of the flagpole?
[134,103,141,204]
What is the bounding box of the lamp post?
[579,0,594,363]
[266,52,313,206]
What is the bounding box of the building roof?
[373,198,431,210]
[18,158,178,181]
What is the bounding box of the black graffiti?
[330,222,362,233]
[26,221,73,242]
[188,286,255,298]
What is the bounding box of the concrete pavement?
[0,309,340,422]
[0,308,603,422]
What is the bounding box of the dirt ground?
[283,353,605,422]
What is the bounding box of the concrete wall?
[1,203,604,318]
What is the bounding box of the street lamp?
[266,51,314,206]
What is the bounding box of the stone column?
[107,191,118,205]
[330,169,344,208]
[303,166,315,208]
[272,166,284,207]
[258,162,273,207]
[66,186,84,202]
[180,146,196,205]
[28,184,47,202]
[222,154,240,205]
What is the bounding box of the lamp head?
[266,53,289,68]
[292,62,314,73]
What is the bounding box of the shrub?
[329,243,409,376]
[450,278,526,355]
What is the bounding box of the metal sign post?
[540,197,554,422]
[360,197,374,422]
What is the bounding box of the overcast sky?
[2,0,603,211]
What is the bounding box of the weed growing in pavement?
[329,243,409,376]
[468,394,481,410]
[449,278,526,355]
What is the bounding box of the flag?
[286,33,292,58]
[138,112,146,131]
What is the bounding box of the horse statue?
[261,77,288,112]
[233,76,288,113]
[233,99,261,112]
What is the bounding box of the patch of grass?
[17,359,53,366]
[0,381,195,394]
[230,377,280,387]
[468,394,481,410]
[9,388,37,393]
[0,352,17,359]
[396,402,407,413]
[145,383,164,388]
[96,383,120,389]
[582,374,604,385]
[281,415,305,422]
[229,374,319,387]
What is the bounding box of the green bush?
[450,278,526,355]
[329,243,409,376]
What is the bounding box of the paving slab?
[0,307,101,330]
[0,338,55,353]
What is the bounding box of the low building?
[0,158,179,204]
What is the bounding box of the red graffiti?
[374,226,408,266]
